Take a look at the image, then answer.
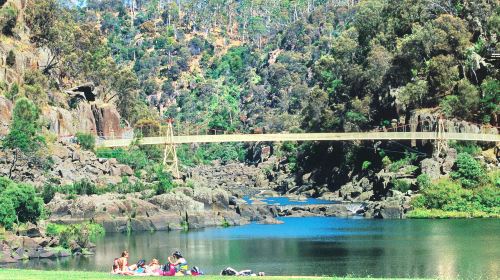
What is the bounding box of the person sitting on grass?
[147,258,162,272]
[168,251,189,275]
[112,251,134,275]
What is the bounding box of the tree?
[0,177,44,229]
[113,69,140,123]
[2,183,44,224]
[427,55,459,97]
[2,98,44,179]
[25,0,74,74]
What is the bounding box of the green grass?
[0,269,432,280]
[407,208,500,219]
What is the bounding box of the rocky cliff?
[0,139,134,186]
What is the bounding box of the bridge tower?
[162,119,180,179]
[434,117,448,158]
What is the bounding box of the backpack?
[191,266,204,276]
[221,267,239,276]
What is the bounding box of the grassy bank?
[0,269,432,280]
[407,208,500,219]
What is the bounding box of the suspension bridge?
[91,119,499,178]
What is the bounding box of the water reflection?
[3,217,499,279]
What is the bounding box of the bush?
[47,223,105,249]
[451,153,485,189]
[0,178,44,228]
[392,179,411,193]
[0,199,16,229]
[75,132,95,151]
[0,5,18,36]
[416,179,473,211]
[473,186,500,210]
[6,50,15,67]
[153,165,174,195]
[42,183,56,203]
[416,174,431,190]
[72,179,97,196]
[361,161,372,171]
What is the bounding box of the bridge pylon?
[434,117,448,158]
[162,120,180,179]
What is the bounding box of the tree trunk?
[8,149,18,179]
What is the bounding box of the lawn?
[0,269,432,280]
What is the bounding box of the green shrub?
[381,156,392,168]
[0,199,16,229]
[72,179,97,196]
[416,174,431,190]
[46,223,66,237]
[5,83,19,101]
[50,223,105,249]
[75,132,95,151]
[0,5,18,36]
[154,166,174,195]
[451,153,485,189]
[450,142,481,155]
[0,178,44,228]
[361,160,372,171]
[392,179,411,193]
[389,153,417,172]
[417,179,470,209]
[42,183,56,203]
[473,186,500,210]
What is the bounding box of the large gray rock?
[339,183,363,200]
[192,187,229,208]
[149,192,204,212]
[420,158,442,179]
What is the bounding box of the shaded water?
[243,196,338,205]
[6,217,499,279]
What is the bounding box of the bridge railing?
[58,119,499,146]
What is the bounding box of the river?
[6,217,499,279]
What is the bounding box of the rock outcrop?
[46,186,280,232]
[0,140,135,186]
[0,96,12,135]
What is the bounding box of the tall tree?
[2,98,44,179]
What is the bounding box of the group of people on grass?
[112,250,202,276]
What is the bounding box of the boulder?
[68,240,82,254]
[119,165,134,176]
[258,217,284,224]
[379,206,402,219]
[149,192,204,212]
[339,183,362,200]
[323,204,350,217]
[420,158,442,180]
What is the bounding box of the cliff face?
[0,95,130,139]
[0,0,130,139]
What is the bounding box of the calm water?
[5,217,499,279]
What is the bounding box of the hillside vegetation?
[0,0,498,219]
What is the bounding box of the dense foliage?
[75,132,96,151]
[0,177,44,229]
[1,98,45,178]
[0,1,498,209]
[410,154,499,217]
[46,222,105,249]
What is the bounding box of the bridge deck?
[96,132,500,148]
